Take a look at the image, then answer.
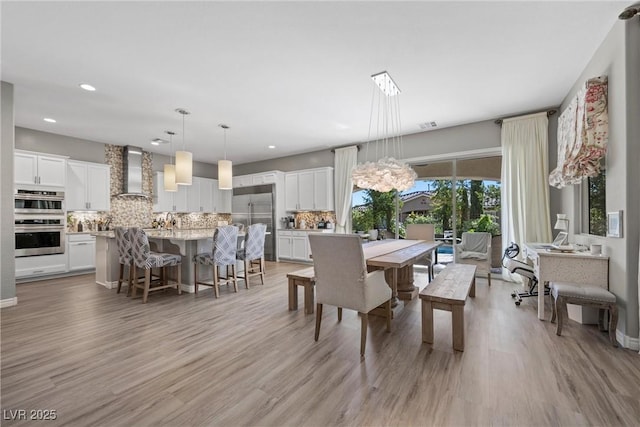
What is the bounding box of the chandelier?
[352,71,416,193]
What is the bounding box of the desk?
[524,243,609,320]
[363,240,442,303]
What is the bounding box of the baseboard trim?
[616,330,640,351]
[0,297,18,308]
[96,280,117,290]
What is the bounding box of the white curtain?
[334,146,358,234]
[501,113,553,281]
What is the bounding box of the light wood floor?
[2,262,639,426]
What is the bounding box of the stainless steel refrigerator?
[231,184,275,261]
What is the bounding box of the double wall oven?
[14,190,65,257]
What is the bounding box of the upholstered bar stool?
[130,228,182,303]
[193,225,239,298]
[114,227,134,295]
[550,282,618,347]
[237,223,267,288]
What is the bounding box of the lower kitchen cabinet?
[67,234,96,271]
[277,230,312,262]
[15,254,67,278]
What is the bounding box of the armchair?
[455,232,492,286]
[308,234,392,357]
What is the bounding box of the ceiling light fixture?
[43,117,56,123]
[163,131,177,192]
[79,83,96,91]
[268,145,276,149]
[175,108,192,186]
[352,71,416,192]
[218,124,232,190]
[150,138,167,146]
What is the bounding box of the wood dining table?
[362,239,443,307]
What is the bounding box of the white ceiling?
[1,1,627,165]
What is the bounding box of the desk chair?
[503,242,547,306]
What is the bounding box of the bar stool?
[114,227,134,295]
[237,223,267,288]
[193,225,239,298]
[130,228,182,303]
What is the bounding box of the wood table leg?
[396,265,419,301]
[288,279,298,310]
[452,304,465,351]
[303,283,314,314]
[421,299,434,344]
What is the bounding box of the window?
[582,165,606,236]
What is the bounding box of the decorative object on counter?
[175,108,193,186]
[163,130,178,192]
[218,124,232,190]
[77,221,83,232]
[352,71,416,193]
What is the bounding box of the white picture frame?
[606,210,623,238]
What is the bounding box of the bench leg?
[452,305,465,351]
[304,284,315,314]
[288,279,298,310]
[421,300,434,344]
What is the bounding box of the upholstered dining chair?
[405,223,436,281]
[130,228,182,303]
[193,225,239,298]
[454,232,492,286]
[236,223,267,288]
[114,227,134,295]
[308,233,392,357]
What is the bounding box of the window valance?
[549,76,608,188]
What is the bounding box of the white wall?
[557,20,639,341]
[1,82,16,304]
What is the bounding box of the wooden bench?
[287,267,315,314]
[419,264,476,351]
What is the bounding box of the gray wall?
[16,127,217,179]
[557,20,639,339]
[235,119,503,176]
[1,82,16,302]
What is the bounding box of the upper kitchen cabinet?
[66,160,110,211]
[285,167,334,211]
[232,171,281,188]
[213,185,232,213]
[15,150,67,187]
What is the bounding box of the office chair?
[502,242,547,306]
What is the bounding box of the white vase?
[368,229,378,241]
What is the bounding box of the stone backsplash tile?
[294,211,336,229]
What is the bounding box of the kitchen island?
[92,229,231,292]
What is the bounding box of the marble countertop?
[91,228,270,241]
[277,228,335,233]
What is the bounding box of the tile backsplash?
[294,211,336,229]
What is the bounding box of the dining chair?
[193,225,239,298]
[454,232,492,286]
[236,223,267,288]
[308,233,392,357]
[130,228,182,303]
[405,223,436,281]
[114,227,134,295]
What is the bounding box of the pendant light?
[175,108,192,185]
[163,130,177,192]
[218,124,232,190]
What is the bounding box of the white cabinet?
[278,230,312,262]
[199,178,214,212]
[66,160,110,211]
[15,151,67,187]
[285,167,334,211]
[233,171,280,188]
[15,254,67,278]
[67,234,96,271]
[155,173,231,213]
[187,178,202,212]
[154,172,174,212]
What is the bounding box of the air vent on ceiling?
[418,121,438,130]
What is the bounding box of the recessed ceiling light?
[79,83,96,91]
[151,138,168,146]
[268,145,276,149]
[43,118,56,123]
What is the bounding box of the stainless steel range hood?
[120,146,148,197]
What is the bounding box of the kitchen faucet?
[165,212,175,230]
